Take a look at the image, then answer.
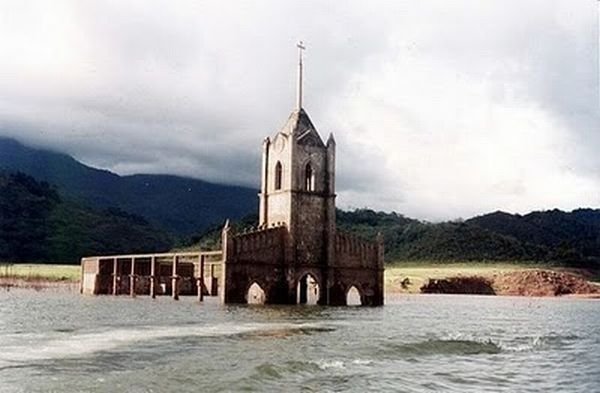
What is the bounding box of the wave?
[381,333,580,357]
[500,334,580,352]
[389,339,502,356]
[245,358,372,385]
[0,322,334,366]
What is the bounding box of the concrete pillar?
[197,254,205,302]
[129,258,136,297]
[150,256,156,299]
[112,258,118,295]
[220,223,231,304]
[210,263,218,296]
[172,255,179,300]
[79,259,84,294]
[93,274,99,295]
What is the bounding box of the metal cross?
[296,41,306,109]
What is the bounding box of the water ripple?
[0,292,599,392]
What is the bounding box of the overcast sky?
[0,0,599,220]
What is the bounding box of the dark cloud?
[0,0,598,219]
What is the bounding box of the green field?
[0,263,80,282]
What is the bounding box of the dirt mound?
[420,276,495,295]
[419,270,599,297]
[492,270,599,297]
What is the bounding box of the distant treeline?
[189,208,600,268]
[337,208,600,267]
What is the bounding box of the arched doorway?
[346,285,362,306]
[247,282,266,304]
[297,274,320,305]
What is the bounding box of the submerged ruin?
[81,44,384,306]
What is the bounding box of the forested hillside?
[0,172,173,263]
[339,209,600,266]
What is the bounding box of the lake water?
[0,290,599,392]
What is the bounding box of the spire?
[296,41,306,110]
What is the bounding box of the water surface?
[1,290,599,392]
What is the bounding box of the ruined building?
[80,43,384,306]
[219,43,384,305]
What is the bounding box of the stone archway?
[346,285,362,306]
[297,273,320,305]
[247,282,266,304]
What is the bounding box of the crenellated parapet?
[334,231,384,270]
[223,224,288,264]
[232,226,286,253]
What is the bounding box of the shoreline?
[0,277,79,291]
[2,262,599,298]
[2,278,598,299]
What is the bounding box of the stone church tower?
[220,43,384,306]
[259,108,336,269]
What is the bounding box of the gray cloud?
[0,0,598,220]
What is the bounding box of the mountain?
[0,172,173,263]
[467,209,600,248]
[336,208,600,265]
[336,210,547,262]
[0,137,257,235]
[467,209,600,263]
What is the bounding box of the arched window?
[346,286,362,306]
[247,282,266,304]
[304,163,315,191]
[274,161,282,190]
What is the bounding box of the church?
[79,43,384,306]
[219,43,384,306]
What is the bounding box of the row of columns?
[110,254,213,301]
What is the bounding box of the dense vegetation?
[0,172,60,261]
[337,210,547,261]
[188,208,600,267]
[0,137,256,235]
[0,172,173,263]
[338,209,600,266]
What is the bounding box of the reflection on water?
[0,290,599,392]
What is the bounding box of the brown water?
[0,290,599,392]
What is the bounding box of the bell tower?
[258,42,336,266]
[221,42,383,306]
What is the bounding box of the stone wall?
[221,225,291,304]
[334,232,380,269]
[291,193,327,265]
[328,231,385,306]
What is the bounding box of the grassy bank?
[0,263,80,282]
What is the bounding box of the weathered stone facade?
[221,108,384,306]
